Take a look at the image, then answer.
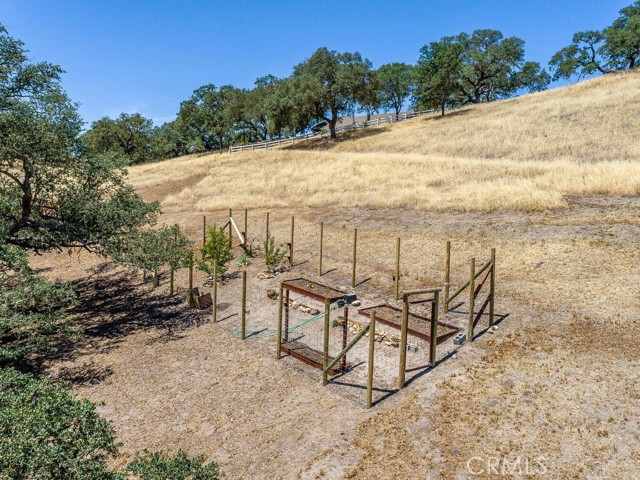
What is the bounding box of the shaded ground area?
[32,196,640,479]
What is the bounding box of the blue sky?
[1,0,630,126]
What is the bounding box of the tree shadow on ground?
[55,362,114,386]
[423,108,472,123]
[281,126,387,152]
[32,263,209,376]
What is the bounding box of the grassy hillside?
[129,71,640,211]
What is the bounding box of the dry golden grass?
[128,71,640,212]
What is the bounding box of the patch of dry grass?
[128,71,640,212]
[327,71,640,162]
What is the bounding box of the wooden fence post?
[170,230,177,295]
[322,297,330,386]
[489,248,496,326]
[468,257,476,342]
[319,222,323,276]
[398,293,409,389]
[394,238,401,301]
[444,241,451,312]
[430,291,439,366]
[290,216,295,268]
[212,260,217,323]
[203,215,207,247]
[244,209,248,243]
[188,252,194,307]
[276,283,283,359]
[153,267,159,287]
[351,228,357,288]
[228,208,233,248]
[284,288,290,342]
[241,270,247,340]
[366,309,376,408]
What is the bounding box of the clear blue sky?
[1,0,630,126]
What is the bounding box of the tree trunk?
[441,102,445,117]
[329,119,337,140]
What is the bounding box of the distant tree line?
[83,1,640,164]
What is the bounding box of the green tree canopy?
[266,76,315,137]
[0,239,77,364]
[176,84,236,152]
[0,25,159,254]
[0,22,190,363]
[455,29,550,104]
[291,47,376,139]
[150,120,187,159]
[377,63,414,116]
[224,76,283,143]
[0,368,120,479]
[126,450,221,480]
[1,368,222,479]
[83,113,156,165]
[413,37,463,115]
[604,1,640,69]
[549,30,612,79]
[550,2,640,79]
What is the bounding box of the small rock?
[452,354,458,359]
[291,301,300,309]
[351,300,362,307]
[266,289,277,300]
[308,308,320,315]
[493,325,499,330]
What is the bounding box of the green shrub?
[126,449,221,480]
[236,251,252,267]
[0,368,224,480]
[0,368,120,479]
[198,225,233,275]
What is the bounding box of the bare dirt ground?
[31,196,640,479]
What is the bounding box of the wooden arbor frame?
[444,246,496,342]
[359,293,460,390]
[398,288,442,389]
[276,278,350,385]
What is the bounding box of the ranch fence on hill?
[228,109,437,153]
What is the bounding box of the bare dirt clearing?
[33,196,640,479]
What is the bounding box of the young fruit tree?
[264,232,286,273]
[198,224,233,275]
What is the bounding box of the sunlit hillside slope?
[129,71,640,211]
